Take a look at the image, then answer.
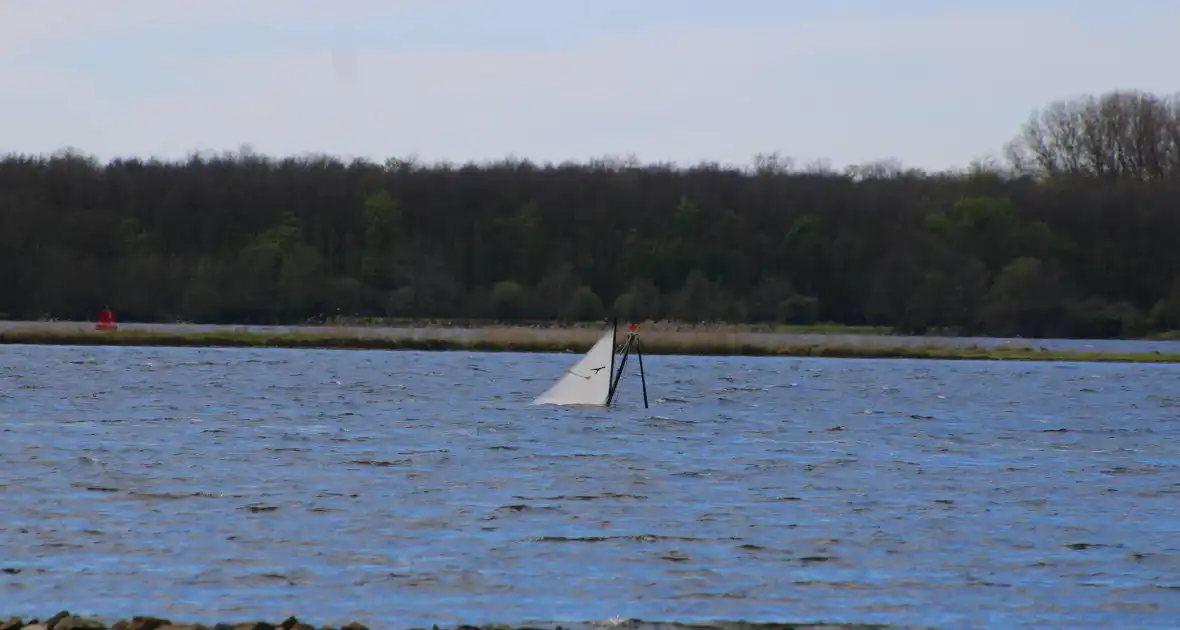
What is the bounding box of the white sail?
[532,328,616,406]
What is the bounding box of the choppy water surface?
[1,345,1179,629]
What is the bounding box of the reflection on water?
[1,344,1179,629]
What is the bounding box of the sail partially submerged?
[532,327,616,406]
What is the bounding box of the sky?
[1,0,1177,172]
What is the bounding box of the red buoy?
[96,308,118,331]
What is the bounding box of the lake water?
[1,344,1179,629]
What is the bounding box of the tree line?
[2,88,1179,339]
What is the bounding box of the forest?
[2,88,1180,339]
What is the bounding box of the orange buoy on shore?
[96,308,118,331]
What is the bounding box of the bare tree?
[1006,90,1180,181]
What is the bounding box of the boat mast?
[606,316,618,403]
[606,321,648,408]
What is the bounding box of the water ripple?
[1,345,1179,628]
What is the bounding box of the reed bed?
[2,324,1178,363]
[319,315,894,336]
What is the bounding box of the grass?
[3,324,1179,363]
[319,315,895,335]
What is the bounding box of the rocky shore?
[0,615,905,630]
[0,614,367,630]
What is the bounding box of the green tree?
[980,257,1071,337]
[360,190,404,288]
[3,87,1180,339]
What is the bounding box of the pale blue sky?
[1,0,1176,171]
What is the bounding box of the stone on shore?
[0,617,902,630]
[54,617,106,630]
[0,616,374,630]
[110,618,174,630]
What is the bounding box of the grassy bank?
[2,325,1179,363]
[319,316,895,336]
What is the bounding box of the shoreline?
[0,614,901,630]
[1,323,1179,363]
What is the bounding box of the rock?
[290,625,314,630]
[124,618,171,630]
[340,624,368,630]
[53,617,106,630]
[231,624,273,630]
[1,617,23,630]
[45,612,71,630]
[24,626,48,630]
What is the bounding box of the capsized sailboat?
[531,319,649,408]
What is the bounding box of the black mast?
[606,316,618,403]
